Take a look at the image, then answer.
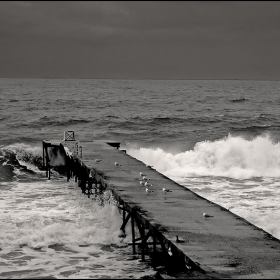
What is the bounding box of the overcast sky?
[1,1,280,80]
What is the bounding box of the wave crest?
[127,134,280,180]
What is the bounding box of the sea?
[1,78,280,278]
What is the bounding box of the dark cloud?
[0,1,280,79]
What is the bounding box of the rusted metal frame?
[131,212,136,254]
[86,177,93,198]
[120,212,131,232]
[156,233,203,272]
[79,146,82,158]
[132,218,149,261]
[42,144,50,178]
[155,232,170,257]
[42,141,45,168]
[153,231,157,256]
[142,229,153,261]
[42,141,61,180]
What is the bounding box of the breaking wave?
[127,134,280,180]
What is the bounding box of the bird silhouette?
[203,213,214,220]
[176,235,186,243]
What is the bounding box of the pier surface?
[44,139,280,279]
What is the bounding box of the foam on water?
[0,179,154,278]
[127,134,280,240]
[128,134,280,179]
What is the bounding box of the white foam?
[0,178,154,278]
[128,134,280,180]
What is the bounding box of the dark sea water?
[1,78,280,278]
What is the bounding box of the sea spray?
[127,134,280,180]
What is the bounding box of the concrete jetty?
[42,132,280,279]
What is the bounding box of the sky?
[1,1,280,80]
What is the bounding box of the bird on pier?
[95,159,102,163]
[145,182,153,187]
[139,181,145,186]
[203,213,214,220]
[162,188,172,193]
[176,235,186,243]
[146,187,153,194]
[115,162,121,166]
[140,172,147,177]
[142,176,150,181]
[167,246,172,256]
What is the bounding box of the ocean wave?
[127,134,280,180]
[231,124,274,132]
[10,116,91,128]
[0,144,44,181]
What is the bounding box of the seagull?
[139,181,145,186]
[203,213,214,220]
[146,165,153,168]
[146,187,153,194]
[168,246,172,256]
[162,188,172,193]
[115,162,121,166]
[142,176,150,181]
[145,182,153,187]
[95,159,102,163]
[176,235,185,243]
[140,172,147,177]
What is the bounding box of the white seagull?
[139,181,145,186]
[142,176,150,181]
[95,159,102,163]
[140,172,147,177]
[162,188,172,193]
[115,162,121,166]
[167,246,172,256]
[145,182,153,187]
[146,187,153,194]
[203,213,214,220]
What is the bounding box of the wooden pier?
[42,132,280,279]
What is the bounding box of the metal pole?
[131,214,136,254]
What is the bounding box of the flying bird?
[203,213,214,220]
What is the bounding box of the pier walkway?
[42,135,280,279]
